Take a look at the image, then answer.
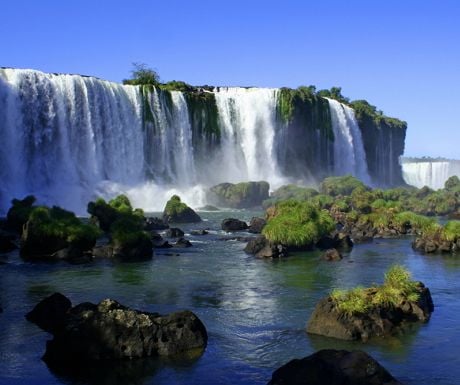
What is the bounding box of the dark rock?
[32,298,207,363]
[198,205,219,211]
[52,247,85,260]
[221,218,248,232]
[244,235,287,258]
[6,195,36,234]
[307,283,433,341]
[0,230,17,253]
[26,293,72,333]
[150,233,172,248]
[112,237,153,261]
[334,232,353,250]
[174,238,192,248]
[248,217,267,234]
[267,349,404,385]
[165,228,185,238]
[163,195,201,223]
[322,248,342,261]
[190,229,209,235]
[92,245,114,258]
[207,181,270,208]
[144,217,169,231]
[316,236,336,250]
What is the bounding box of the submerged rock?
[307,283,433,341]
[267,349,404,385]
[27,294,208,363]
[165,228,185,238]
[322,248,342,261]
[221,218,248,232]
[190,229,209,235]
[174,237,192,248]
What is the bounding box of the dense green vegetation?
[123,63,160,86]
[262,200,335,247]
[319,175,367,196]
[87,194,149,249]
[21,205,101,255]
[262,184,318,208]
[331,265,420,315]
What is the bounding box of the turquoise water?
[1,210,459,385]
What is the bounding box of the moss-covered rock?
[262,184,318,208]
[208,181,269,209]
[6,195,36,234]
[163,195,201,223]
[307,266,433,341]
[320,175,367,196]
[262,200,335,249]
[87,195,153,261]
[21,206,101,258]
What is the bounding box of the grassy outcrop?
[21,206,101,257]
[163,195,201,223]
[209,181,269,209]
[262,200,335,248]
[319,175,367,196]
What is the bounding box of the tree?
[123,62,160,85]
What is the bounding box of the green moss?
[164,195,189,216]
[320,175,367,196]
[262,200,335,247]
[27,206,101,251]
[184,91,220,138]
[331,265,420,316]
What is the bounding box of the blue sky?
[1,0,459,158]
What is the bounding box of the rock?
[334,232,353,250]
[207,181,270,209]
[190,229,209,235]
[307,283,433,341]
[163,195,201,223]
[151,233,173,249]
[0,230,17,253]
[6,195,36,234]
[112,236,153,261]
[248,217,267,234]
[26,293,72,333]
[165,228,185,238]
[27,296,208,363]
[52,247,85,260]
[174,238,192,248]
[92,245,114,258]
[316,236,336,250]
[144,217,169,231]
[198,205,219,211]
[221,218,248,232]
[322,248,342,261]
[244,236,287,258]
[267,349,404,385]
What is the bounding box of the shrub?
[262,200,335,247]
[442,221,460,242]
[330,265,420,315]
[320,175,367,196]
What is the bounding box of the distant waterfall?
[213,87,283,185]
[327,98,371,183]
[402,161,460,189]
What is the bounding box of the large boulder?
[27,294,208,363]
[248,217,267,234]
[144,217,169,231]
[6,195,36,234]
[307,283,433,341]
[221,218,248,232]
[208,181,269,209]
[163,195,201,223]
[244,235,288,258]
[25,293,72,333]
[267,349,404,385]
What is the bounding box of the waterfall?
[0,68,403,214]
[327,98,371,183]
[402,160,460,189]
[0,68,145,213]
[213,87,284,186]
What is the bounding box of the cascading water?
[0,68,145,213]
[0,68,399,215]
[402,160,460,189]
[327,98,371,183]
[213,87,284,186]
